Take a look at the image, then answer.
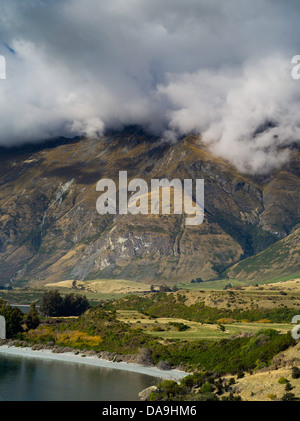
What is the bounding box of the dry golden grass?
[245,278,300,292]
[229,367,300,401]
[223,341,300,401]
[173,281,300,311]
[45,278,150,294]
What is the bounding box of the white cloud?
[158,55,300,173]
[0,0,299,174]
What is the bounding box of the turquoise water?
[0,354,158,401]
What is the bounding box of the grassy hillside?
[19,305,295,374]
[104,290,300,323]
[227,227,300,283]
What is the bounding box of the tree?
[39,290,90,317]
[0,300,24,338]
[62,293,90,316]
[39,290,63,316]
[159,285,171,292]
[26,303,40,330]
[218,324,226,332]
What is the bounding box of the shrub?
[221,393,242,401]
[292,366,300,379]
[282,393,298,401]
[55,331,102,348]
[200,382,214,394]
[157,380,181,398]
[254,360,267,371]
[168,322,190,331]
[278,377,288,384]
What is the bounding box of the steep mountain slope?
[0,128,299,286]
[227,226,300,283]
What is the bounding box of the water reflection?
[0,354,158,401]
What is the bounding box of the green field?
[178,273,300,291]
[178,278,243,291]
[116,310,292,342]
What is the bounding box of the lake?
[0,353,159,401]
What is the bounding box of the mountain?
[0,127,299,287]
[227,226,300,283]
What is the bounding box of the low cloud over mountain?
[0,0,300,173]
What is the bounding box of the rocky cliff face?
[0,128,299,286]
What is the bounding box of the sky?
[0,0,300,174]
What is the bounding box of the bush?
[221,393,242,401]
[282,393,298,401]
[292,366,300,379]
[200,382,214,394]
[157,380,181,399]
[168,322,190,331]
[285,382,293,391]
[278,377,288,384]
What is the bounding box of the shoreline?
[0,344,188,381]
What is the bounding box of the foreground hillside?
[0,128,299,287]
[1,289,299,401]
[1,279,299,401]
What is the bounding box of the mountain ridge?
[0,128,299,286]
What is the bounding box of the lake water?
[0,353,159,401]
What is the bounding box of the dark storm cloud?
[0,0,300,173]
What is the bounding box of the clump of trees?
[159,285,172,293]
[0,299,23,338]
[39,290,90,317]
[168,321,190,331]
[147,371,242,401]
[191,278,203,284]
[151,285,179,293]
